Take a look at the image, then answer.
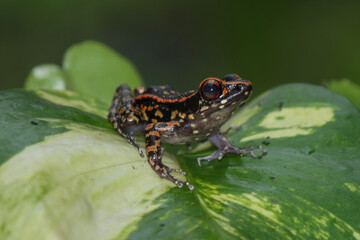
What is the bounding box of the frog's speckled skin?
[108,74,266,190]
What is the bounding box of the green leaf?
[1,84,360,239]
[24,64,66,90]
[326,79,360,109]
[24,41,142,103]
[63,41,143,102]
[0,89,178,240]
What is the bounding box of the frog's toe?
[170,176,194,191]
[127,135,144,157]
[244,145,268,159]
[137,147,144,157]
[260,145,268,154]
[175,180,194,190]
[197,145,267,166]
[167,167,187,175]
[233,145,267,159]
[175,180,194,191]
[185,182,195,190]
[197,151,223,166]
[156,165,194,190]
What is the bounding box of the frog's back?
[138,85,180,98]
[134,85,198,123]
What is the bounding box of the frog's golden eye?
[201,79,221,100]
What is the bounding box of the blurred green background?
[1,0,360,95]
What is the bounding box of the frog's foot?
[114,123,144,157]
[197,132,267,166]
[197,145,267,166]
[155,164,194,190]
[127,134,144,157]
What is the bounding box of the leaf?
[1,84,360,239]
[24,41,143,104]
[325,79,360,109]
[0,89,178,240]
[24,64,67,90]
[63,41,143,102]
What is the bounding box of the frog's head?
[192,73,252,128]
[199,73,252,107]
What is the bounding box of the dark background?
[1,0,360,95]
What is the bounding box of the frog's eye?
[201,79,221,100]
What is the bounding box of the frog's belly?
[160,119,222,144]
[160,103,239,145]
[161,132,209,145]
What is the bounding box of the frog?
[108,73,267,190]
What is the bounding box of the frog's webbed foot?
[163,166,194,191]
[151,162,194,190]
[153,155,193,190]
[197,132,267,166]
[197,145,267,166]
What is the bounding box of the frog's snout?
[244,80,253,92]
[236,80,252,94]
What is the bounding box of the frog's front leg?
[197,132,267,166]
[108,84,144,157]
[145,122,194,190]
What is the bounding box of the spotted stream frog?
[108,74,266,190]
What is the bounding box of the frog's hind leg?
[108,84,144,157]
[145,122,194,190]
[197,132,267,166]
